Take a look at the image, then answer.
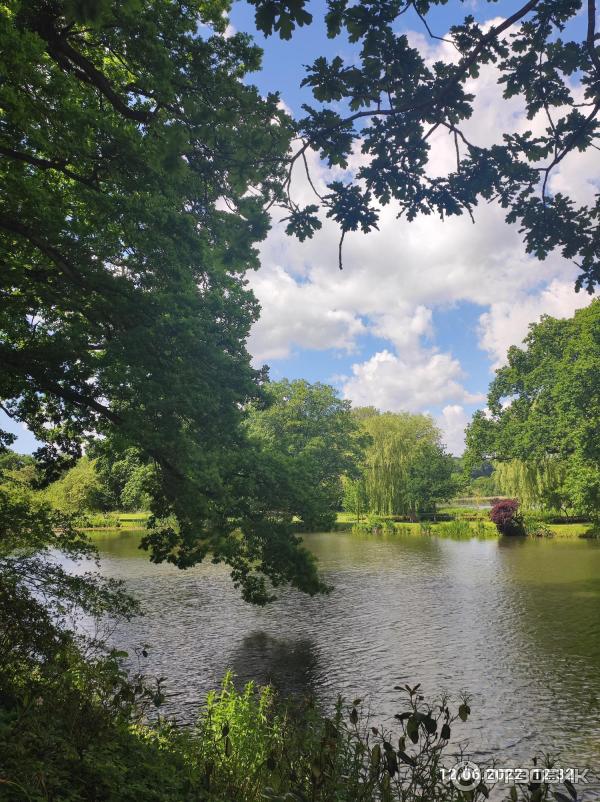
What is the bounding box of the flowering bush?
[490,499,524,535]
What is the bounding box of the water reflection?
[88,529,600,787]
[228,631,321,698]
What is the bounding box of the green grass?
[81,510,596,539]
[79,511,151,530]
[336,513,597,540]
[438,505,490,520]
[117,512,150,523]
[546,522,594,538]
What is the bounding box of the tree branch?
[0,216,81,284]
[0,145,99,189]
[587,0,600,75]
[39,25,155,124]
[302,0,541,132]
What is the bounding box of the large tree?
[3,0,600,603]
[246,379,365,531]
[465,300,600,516]
[0,0,325,603]
[350,409,456,517]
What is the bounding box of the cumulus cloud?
[438,405,472,456]
[478,278,592,368]
[246,16,598,453]
[249,265,366,360]
[340,349,484,414]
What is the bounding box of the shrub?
[490,499,524,535]
[352,515,395,535]
[580,523,600,539]
[74,511,122,528]
[193,676,486,802]
[523,516,555,538]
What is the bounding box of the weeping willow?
[494,458,570,513]
[361,412,438,516]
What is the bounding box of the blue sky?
[231,0,596,452]
[2,1,596,455]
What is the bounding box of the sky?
[232,0,598,453]
[2,1,598,455]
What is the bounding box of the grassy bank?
[78,511,151,531]
[76,509,596,540]
[337,512,596,539]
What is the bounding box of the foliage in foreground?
[1,643,580,802]
[0,0,327,604]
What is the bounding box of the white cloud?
[477,278,593,368]
[340,349,484,414]
[439,405,471,456]
[249,265,366,361]
[246,16,598,454]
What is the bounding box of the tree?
[342,475,369,522]
[43,456,109,514]
[94,447,155,511]
[465,300,600,517]
[351,409,454,517]
[405,443,458,518]
[3,0,600,602]
[470,474,498,499]
[246,380,366,531]
[0,0,327,603]
[253,0,600,288]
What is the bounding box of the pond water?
[91,529,600,789]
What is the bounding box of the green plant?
[580,523,600,540]
[395,524,413,536]
[351,514,395,535]
[523,516,555,538]
[436,520,474,540]
[74,512,122,528]
[190,677,492,802]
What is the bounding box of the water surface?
[91,529,600,785]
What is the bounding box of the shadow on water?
[228,631,321,699]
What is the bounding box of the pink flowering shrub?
[490,499,524,535]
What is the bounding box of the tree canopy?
[345,409,458,517]
[246,379,366,530]
[260,0,600,288]
[465,300,600,516]
[0,0,316,603]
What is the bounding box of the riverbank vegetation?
[466,302,600,526]
[342,409,461,522]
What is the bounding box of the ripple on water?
[85,530,600,794]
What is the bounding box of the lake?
[90,529,600,790]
